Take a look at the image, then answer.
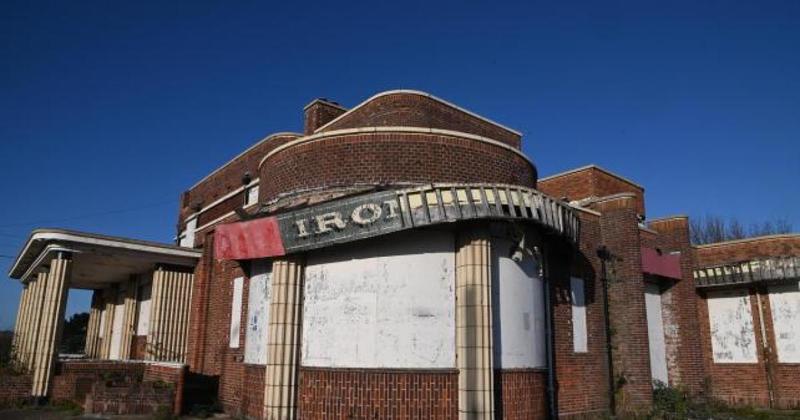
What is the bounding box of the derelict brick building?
[6,90,800,418]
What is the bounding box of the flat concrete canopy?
[8,228,202,289]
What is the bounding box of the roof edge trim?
[258,126,535,170]
[9,229,202,279]
[539,164,644,190]
[187,131,302,191]
[312,90,523,137]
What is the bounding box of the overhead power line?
[0,198,175,228]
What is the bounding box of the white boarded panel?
[109,299,126,360]
[707,289,757,363]
[135,282,151,336]
[302,230,455,369]
[645,283,668,385]
[244,261,271,364]
[571,277,588,353]
[769,283,800,363]
[491,237,546,368]
[230,277,244,348]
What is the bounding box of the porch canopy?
[8,228,202,398]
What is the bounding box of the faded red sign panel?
[214,217,285,260]
[641,247,682,280]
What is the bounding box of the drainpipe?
[597,246,616,417]
[540,247,558,419]
[754,287,775,408]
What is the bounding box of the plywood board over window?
[301,230,455,369]
[229,277,244,349]
[707,289,758,363]
[244,261,271,364]
[769,283,800,363]
[571,277,588,353]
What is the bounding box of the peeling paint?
[301,230,455,369]
[244,260,271,364]
[707,289,757,363]
[768,283,800,363]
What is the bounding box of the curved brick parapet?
[258,129,536,202]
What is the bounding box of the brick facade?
[496,369,547,420]
[29,89,787,418]
[694,234,800,409]
[258,132,536,202]
[538,166,646,217]
[297,367,458,419]
[317,91,522,148]
[49,360,184,415]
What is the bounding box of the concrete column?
[11,284,28,359]
[147,266,194,362]
[119,279,138,360]
[85,290,103,358]
[100,287,117,359]
[456,230,495,420]
[25,272,48,370]
[31,253,71,397]
[263,257,304,420]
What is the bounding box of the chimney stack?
[303,98,347,134]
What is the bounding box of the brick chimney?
[303,98,347,134]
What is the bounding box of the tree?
[59,312,89,354]
[690,215,793,245]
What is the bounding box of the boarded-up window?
[571,277,588,353]
[245,185,259,207]
[179,217,197,248]
[135,282,151,336]
[491,237,546,368]
[707,289,757,363]
[302,230,455,369]
[230,277,244,348]
[244,261,271,364]
[769,283,800,363]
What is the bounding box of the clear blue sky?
[1,1,799,329]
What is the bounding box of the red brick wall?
[130,335,146,360]
[259,132,535,202]
[696,288,771,407]
[647,217,706,395]
[496,369,547,420]
[538,167,645,216]
[187,243,243,377]
[297,367,458,419]
[693,234,800,409]
[305,100,347,134]
[594,198,653,415]
[50,361,184,415]
[241,364,266,418]
[697,286,800,409]
[755,290,800,409]
[694,234,800,267]
[319,92,521,148]
[549,210,612,417]
[179,133,299,228]
[85,381,174,416]
[0,374,32,406]
[50,361,145,405]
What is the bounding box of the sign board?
[215,183,580,260]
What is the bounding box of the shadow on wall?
[182,372,220,415]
